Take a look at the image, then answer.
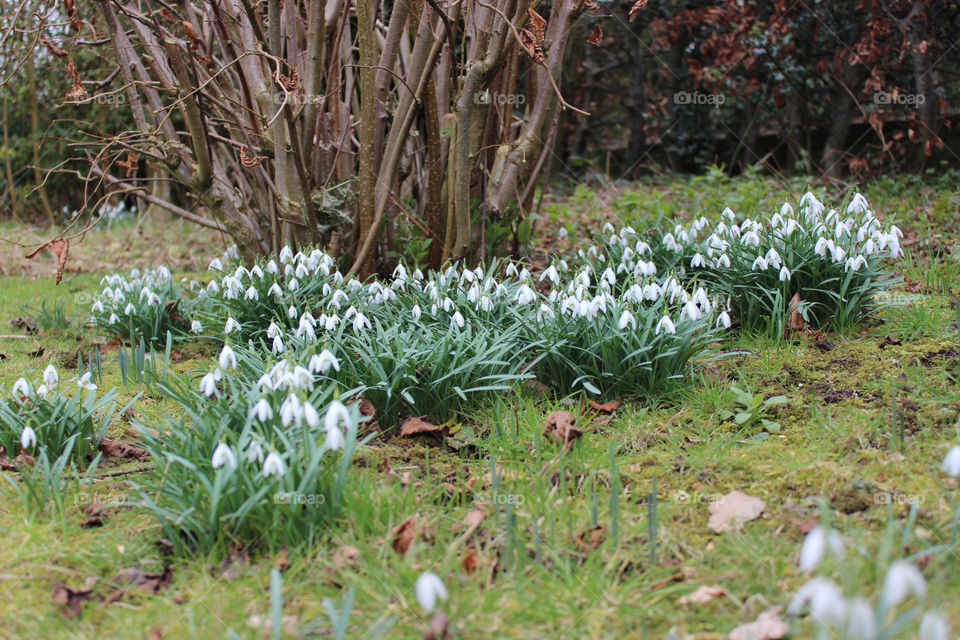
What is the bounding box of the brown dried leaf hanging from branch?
[587,23,603,46]
[65,59,88,100]
[519,28,545,64]
[240,148,267,168]
[629,0,648,22]
[25,238,70,285]
[117,153,138,178]
[158,7,176,22]
[64,0,82,31]
[39,34,68,59]
[527,8,547,43]
[181,21,203,51]
[277,67,299,91]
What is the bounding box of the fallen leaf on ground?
[0,446,14,470]
[786,293,806,333]
[400,416,446,437]
[99,438,149,461]
[212,551,249,580]
[543,410,582,449]
[587,398,621,414]
[461,549,479,574]
[81,502,110,529]
[424,610,449,640]
[391,515,420,556]
[878,335,903,349]
[51,583,97,617]
[10,315,37,333]
[574,524,606,553]
[679,585,727,605]
[105,565,173,603]
[14,452,35,467]
[332,545,360,569]
[708,491,765,533]
[729,607,788,640]
[28,345,45,358]
[272,547,290,571]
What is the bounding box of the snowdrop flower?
[505,263,519,277]
[690,253,706,268]
[243,286,258,301]
[108,313,119,324]
[250,265,264,279]
[752,256,768,271]
[779,266,791,281]
[272,335,284,354]
[218,345,237,371]
[267,322,283,339]
[251,398,273,422]
[208,258,223,271]
[303,401,321,429]
[680,300,702,322]
[211,443,237,470]
[798,526,845,571]
[325,400,351,433]
[918,611,950,640]
[415,572,448,613]
[224,317,241,334]
[742,230,761,246]
[655,315,676,335]
[352,312,370,333]
[199,371,219,397]
[788,577,846,625]
[191,320,203,333]
[280,394,303,427]
[246,440,264,464]
[124,302,136,315]
[815,236,830,258]
[451,311,465,329]
[941,445,960,477]
[288,305,298,320]
[43,365,59,386]
[881,561,926,607]
[411,304,422,320]
[265,259,279,274]
[278,246,293,264]
[36,384,48,398]
[764,248,782,267]
[845,596,875,640]
[91,300,104,314]
[262,451,286,477]
[831,243,846,263]
[848,193,869,214]
[77,372,97,391]
[717,311,731,329]
[325,426,345,451]
[618,309,636,330]
[515,285,536,305]
[20,425,37,449]
[309,349,340,374]
[539,265,559,285]
[267,282,283,298]
[642,283,661,302]
[536,303,554,322]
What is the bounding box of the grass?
[1,173,959,638]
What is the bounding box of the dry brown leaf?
[80,502,110,529]
[461,549,479,575]
[729,607,788,640]
[0,446,13,471]
[272,547,291,572]
[587,398,620,414]
[52,583,97,618]
[629,0,648,22]
[391,515,419,556]
[543,410,582,449]
[679,585,727,606]
[878,335,903,349]
[708,491,765,533]
[786,292,806,333]
[527,8,547,42]
[99,438,149,461]
[519,28,545,64]
[587,23,603,46]
[333,545,360,569]
[574,524,606,553]
[25,238,70,285]
[399,416,446,437]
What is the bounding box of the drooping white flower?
[451,311,465,329]
[278,245,294,264]
[742,230,761,246]
[539,265,559,285]
[309,349,340,374]
[124,303,136,315]
[788,577,846,626]
[208,258,224,271]
[848,193,869,214]
[43,365,59,386]
[218,345,237,371]
[224,317,241,334]
[246,440,264,463]
[199,371,219,397]
[918,610,950,640]
[352,312,370,333]
[36,384,48,398]
[288,305,298,320]
[680,300,702,322]
[20,426,37,449]
[415,571,448,613]
[211,442,237,470]
[845,596,875,640]
[324,400,351,433]
[779,266,791,281]
[515,285,537,305]
[77,372,97,391]
[411,304,422,320]
[941,445,960,478]
[280,394,303,427]
[251,398,274,422]
[262,452,286,477]
[191,320,203,333]
[717,311,731,329]
[881,560,926,607]
[752,256,769,271]
[272,335,284,354]
[655,315,676,335]
[690,253,706,268]
[325,427,345,451]
[798,526,845,571]
[618,309,636,330]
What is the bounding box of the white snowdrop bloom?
[324,315,339,331]
[250,265,264,279]
[477,295,493,312]
[108,313,120,324]
[539,265,560,284]
[663,233,681,252]
[642,283,661,302]
[845,597,875,640]
[295,263,309,279]
[303,401,321,428]
[280,394,303,427]
[742,231,761,246]
[124,302,136,315]
[882,561,926,607]
[267,322,283,339]
[680,300,702,322]
[918,611,950,640]
[234,265,249,280]
[411,304,422,320]
[352,312,370,333]
[601,268,616,286]
[211,443,237,470]
[845,255,868,272]
[451,311,465,328]
[415,572,448,613]
[283,265,294,279]
[830,243,846,263]
[618,309,636,330]
[781,202,794,217]
[848,193,869,214]
[783,218,799,235]
[324,400,351,433]
[752,256,769,271]
[863,238,877,255]
[515,285,536,305]
[297,316,317,341]
[722,207,736,222]
[20,425,37,449]
[690,253,706,268]
[208,258,223,271]
[265,260,279,275]
[36,384,48,398]
[764,248,782,267]
[77,372,97,391]
[191,320,203,333]
[779,266,791,281]
[392,263,407,280]
[309,349,340,374]
[505,263,519,278]
[655,315,676,335]
[91,300,104,314]
[244,286,259,301]
[602,222,615,235]
[278,246,294,264]
[290,365,313,390]
[287,278,299,292]
[887,236,903,259]
[889,224,903,239]
[771,213,784,228]
[251,398,273,422]
[272,335,284,354]
[814,236,830,258]
[199,372,219,397]
[288,305,298,320]
[717,311,732,329]
[43,365,59,386]
[942,445,960,477]
[798,526,845,571]
[224,317,241,334]
[262,452,286,477]
[537,303,555,322]
[325,426,345,451]
[246,440,264,464]
[466,283,480,303]
[788,577,846,626]
[206,280,221,296]
[218,345,238,371]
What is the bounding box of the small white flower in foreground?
[717,311,731,329]
[43,365,59,386]
[272,335,284,354]
[208,258,223,271]
[881,560,926,607]
[941,445,960,477]
[618,309,636,330]
[191,320,203,333]
[303,401,321,428]
[415,571,448,613]
[690,253,706,268]
[918,610,950,640]
[798,526,845,571]
[20,426,37,450]
[539,265,559,284]
[353,312,370,333]
[788,577,846,626]
[224,317,241,334]
[515,285,536,305]
[411,304,422,320]
[655,315,676,335]
[251,398,273,422]
[37,384,48,398]
[451,311,465,329]
[218,345,237,371]
[325,427,345,451]
[778,266,791,281]
[124,303,136,315]
[199,371,219,397]
[246,440,264,463]
[262,452,286,477]
[77,372,97,391]
[211,442,237,469]
[845,596,875,640]
[325,400,351,433]
[309,349,340,374]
